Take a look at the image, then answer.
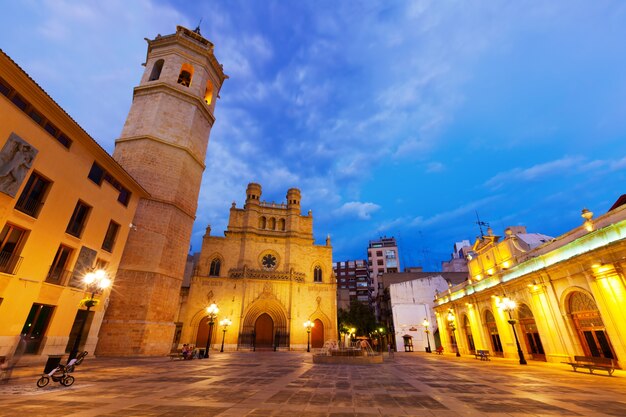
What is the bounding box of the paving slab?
[0,352,625,416]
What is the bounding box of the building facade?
[441,240,471,272]
[333,259,371,310]
[97,26,228,356]
[178,183,337,351]
[0,50,147,363]
[434,207,626,369]
[389,276,450,352]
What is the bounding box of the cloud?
[334,202,381,220]
[484,156,585,190]
[410,195,501,228]
[426,162,445,173]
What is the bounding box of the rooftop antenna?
[475,211,490,237]
[194,18,203,35]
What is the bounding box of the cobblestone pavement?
[1,351,625,416]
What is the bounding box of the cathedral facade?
[179,183,337,351]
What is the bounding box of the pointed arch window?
[209,258,221,276]
[177,63,194,87]
[314,266,322,283]
[149,59,164,81]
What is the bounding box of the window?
[209,258,221,276]
[376,251,383,256]
[204,79,213,104]
[88,162,105,185]
[11,93,28,111]
[0,223,27,274]
[44,122,58,137]
[46,245,73,285]
[101,221,120,252]
[259,216,266,229]
[278,218,285,231]
[177,63,194,87]
[0,78,10,96]
[28,109,43,124]
[149,59,164,81]
[269,218,276,230]
[314,266,322,283]
[66,201,91,238]
[15,172,51,218]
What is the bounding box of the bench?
[168,350,185,360]
[562,356,615,376]
[435,346,444,355]
[474,350,490,361]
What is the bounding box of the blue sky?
[2,1,626,270]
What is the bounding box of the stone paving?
[1,351,625,416]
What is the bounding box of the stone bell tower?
[97,26,227,355]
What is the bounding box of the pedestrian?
[388,342,394,358]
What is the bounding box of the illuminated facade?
[177,183,337,351]
[434,206,626,368]
[0,50,147,363]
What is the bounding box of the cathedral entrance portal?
[311,318,324,348]
[255,313,274,349]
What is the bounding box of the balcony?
[0,252,22,275]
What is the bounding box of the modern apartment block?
[367,237,400,296]
[333,259,371,309]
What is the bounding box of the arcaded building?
[178,183,337,351]
[434,203,626,368]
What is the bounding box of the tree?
[337,300,377,337]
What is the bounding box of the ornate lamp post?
[204,303,219,358]
[219,318,231,353]
[69,269,110,360]
[498,297,527,365]
[447,309,461,357]
[423,318,432,353]
[304,320,314,352]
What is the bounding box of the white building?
[389,275,450,352]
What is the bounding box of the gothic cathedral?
[178,183,337,351]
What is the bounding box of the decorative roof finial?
[194,18,203,35]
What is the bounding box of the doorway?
[311,319,324,348]
[21,304,54,354]
[255,313,274,348]
[517,303,545,361]
[568,291,617,359]
[485,310,503,356]
[65,309,94,353]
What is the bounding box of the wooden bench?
[474,350,491,361]
[435,346,444,355]
[562,356,615,376]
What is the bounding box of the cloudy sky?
[2,1,626,269]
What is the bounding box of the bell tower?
[97,26,227,355]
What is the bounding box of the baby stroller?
[36,351,87,388]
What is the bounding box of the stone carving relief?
[0,133,38,197]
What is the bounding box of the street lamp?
[423,318,432,353]
[219,318,231,353]
[447,309,461,357]
[69,269,110,360]
[204,303,219,358]
[304,320,314,352]
[498,297,527,365]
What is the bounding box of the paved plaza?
[1,351,625,416]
